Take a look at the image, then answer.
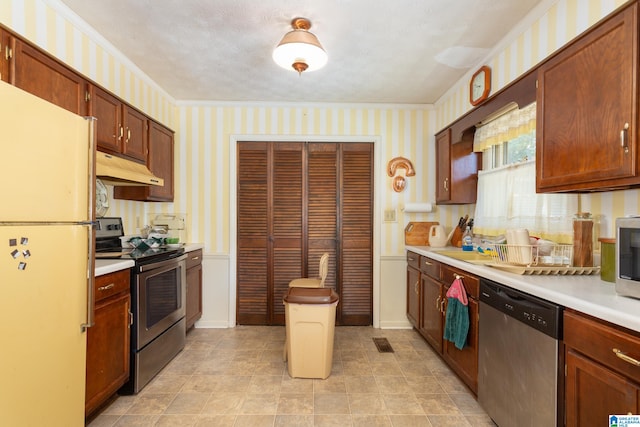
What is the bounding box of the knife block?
[450,227,463,248]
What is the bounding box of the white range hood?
[96,151,163,186]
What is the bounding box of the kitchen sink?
[434,250,494,264]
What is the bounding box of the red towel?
[446,277,468,306]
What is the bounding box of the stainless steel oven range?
[95,217,187,394]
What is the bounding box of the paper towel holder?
[387,157,415,192]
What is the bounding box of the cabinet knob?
[443,178,449,192]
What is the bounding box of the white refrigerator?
[0,81,95,426]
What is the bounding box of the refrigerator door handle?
[81,224,95,332]
[81,118,97,332]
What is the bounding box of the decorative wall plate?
[96,178,109,217]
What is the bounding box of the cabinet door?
[537,3,638,192]
[442,296,479,394]
[186,263,202,330]
[435,130,451,203]
[13,39,88,115]
[122,106,148,162]
[566,348,640,426]
[146,121,174,201]
[0,30,11,82]
[436,130,479,204]
[406,265,420,328]
[85,292,130,417]
[420,275,443,353]
[90,85,122,155]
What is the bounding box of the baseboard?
[378,320,413,329]
[193,320,233,328]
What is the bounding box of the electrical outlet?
[384,209,397,222]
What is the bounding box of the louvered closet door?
[270,143,304,325]
[307,143,338,292]
[237,142,304,325]
[237,142,269,324]
[338,143,373,325]
[237,141,372,326]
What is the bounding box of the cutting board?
[404,221,439,246]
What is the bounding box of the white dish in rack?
[166,243,182,249]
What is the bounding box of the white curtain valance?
[473,102,536,152]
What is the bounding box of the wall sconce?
[387,157,415,192]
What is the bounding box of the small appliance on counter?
[148,213,187,244]
[616,216,640,298]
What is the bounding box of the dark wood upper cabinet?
[12,38,88,115]
[435,128,480,204]
[114,120,175,202]
[89,84,148,163]
[537,2,639,192]
[90,85,122,154]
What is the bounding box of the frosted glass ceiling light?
[273,17,327,75]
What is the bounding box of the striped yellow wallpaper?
[4,0,640,257]
[435,0,634,242]
[170,103,464,256]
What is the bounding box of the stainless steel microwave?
[616,216,640,298]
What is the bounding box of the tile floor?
[87,326,495,427]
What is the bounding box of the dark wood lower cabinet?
[86,270,131,418]
[406,251,479,395]
[406,252,420,328]
[186,249,203,330]
[564,310,640,426]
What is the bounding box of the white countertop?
[95,259,135,276]
[407,245,640,333]
[95,243,204,277]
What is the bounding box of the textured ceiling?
[59,0,542,104]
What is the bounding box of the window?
[472,103,577,241]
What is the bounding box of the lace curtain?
[473,161,577,240]
[473,102,537,152]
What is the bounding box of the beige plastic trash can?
[284,287,339,379]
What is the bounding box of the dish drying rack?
[487,243,600,275]
[490,243,572,266]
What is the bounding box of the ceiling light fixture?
[273,17,327,75]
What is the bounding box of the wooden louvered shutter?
[338,143,373,325]
[307,143,338,291]
[237,142,269,324]
[270,143,304,324]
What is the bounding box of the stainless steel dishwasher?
[478,278,563,427]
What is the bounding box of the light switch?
[384,209,397,222]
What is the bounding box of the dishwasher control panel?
[480,279,563,339]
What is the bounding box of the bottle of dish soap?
[462,226,473,251]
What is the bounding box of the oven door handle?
[138,253,187,272]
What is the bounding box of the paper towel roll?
[403,203,434,213]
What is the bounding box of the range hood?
[96,151,163,186]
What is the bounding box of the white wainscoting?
[194,253,230,328]
[195,252,412,329]
[379,255,412,329]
